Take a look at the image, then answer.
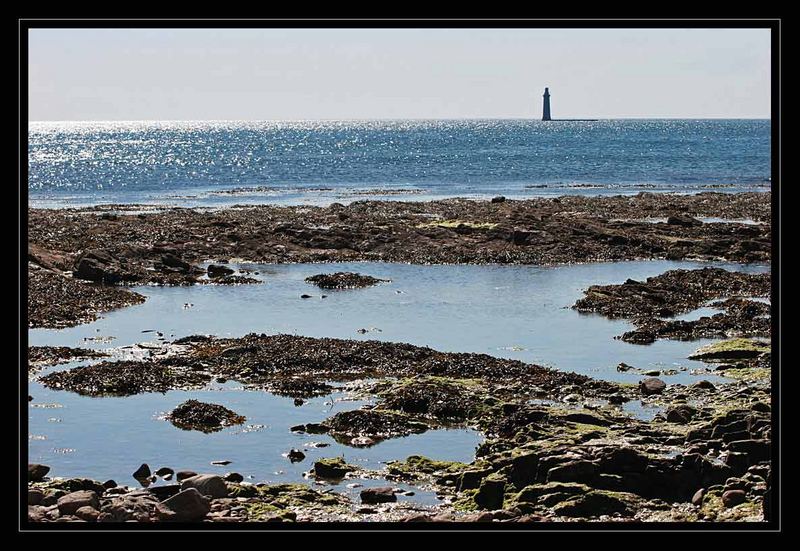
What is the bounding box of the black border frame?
[18,17,781,534]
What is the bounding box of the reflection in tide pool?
[28,372,482,504]
[28,259,768,497]
[30,259,769,385]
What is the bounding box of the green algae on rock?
[688,338,770,361]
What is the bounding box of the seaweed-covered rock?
[574,268,769,319]
[312,458,356,479]
[379,378,481,420]
[552,490,634,517]
[268,378,334,399]
[305,272,388,289]
[474,474,507,510]
[574,268,770,344]
[666,405,698,424]
[28,269,146,329]
[689,338,770,361]
[166,400,245,433]
[323,409,428,443]
[40,361,194,396]
[28,346,108,370]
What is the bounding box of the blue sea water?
[28,119,771,208]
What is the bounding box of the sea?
[28,119,771,208]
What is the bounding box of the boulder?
[75,506,100,522]
[28,463,50,482]
[133,463,151,479]
[547,460,597,483]
[207,264,235,278]
[161,253,192,272]
[223,472,244,483]
[148,484,181,501]
[176,470,198,481]
[56,490,99,515]
[727,439,770,463]
[666,214,702,227]
[721,489,747,508]
[180,474,229,498]
[312,458,355,479]
[666,404,698,424]
[287,449,306,462]
[474,475,506,510]
[160,488,211,521]
[360,486,397,504]
[639,377,667,396]
[553,491,631,517]
[28,488,45,505]
[73,250,127,284]
[98,492,172,522]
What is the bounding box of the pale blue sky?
[28,28,771,120]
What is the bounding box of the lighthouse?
[542,87,552,121]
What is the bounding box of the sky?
[27,28,772,120]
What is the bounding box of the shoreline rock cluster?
[573,267,770,344]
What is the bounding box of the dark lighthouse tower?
[542,87,552,121]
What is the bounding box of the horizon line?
[28,116,772,123]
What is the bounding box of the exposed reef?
[28,193,770,328]
[574,268,770,344]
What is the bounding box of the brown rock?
[180,474,229,498]
[360,486,397,504]
[722,489,747,508]
[161,488,211,521]
[74,506,100,522]
[28,463,50,482]
[57,490,99,515]
[639,377,667,396]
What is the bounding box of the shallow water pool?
[28,259,768,500]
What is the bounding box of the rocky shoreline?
[29,331,771,523]
[27,193,773,524]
